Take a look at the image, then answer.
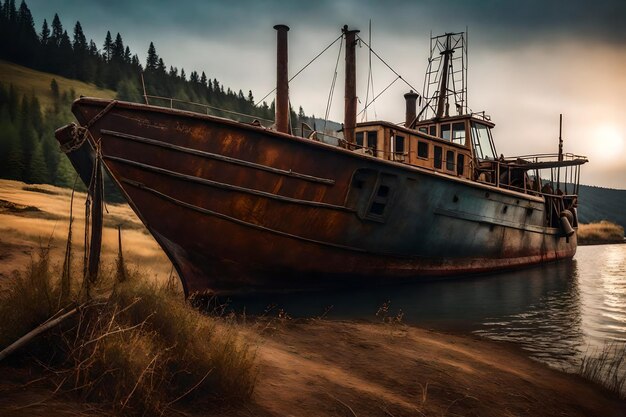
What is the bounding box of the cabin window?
[471,122,496,160]
[446,150,455,171]
[441,124,451,141]
[429,125,437,136]
[394,135,405,154]
[367,131,378,155]
[417,141,428,159]
[457,154,465,175]
[434,146,443,169]
[418,127,427,134]
[356,131,364,148]
[452,122,466,145]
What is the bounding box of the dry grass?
[0,179,173,284]
[578,221,625,245]
[0,59,115,110]
[0,248,257,416]
[580,342,626,398]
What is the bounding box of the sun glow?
[591,125,625,163]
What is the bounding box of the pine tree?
[7,83,18,121]
[200,71,207,86]
[40,18,49,44]
[112,32,124,62]
[102,30,113,61]
[58,30,73,77]
[41,133,59,181]
[73,21,87,80]
[73,21,87,52]
[29,94,43,136]
[4,125,25,181]
[116,78,142,103]
[247,90,254,104]
[27,140,48,184]
[54,154,75,188]
[146,41,158,71]
[88,39,98,56]
[123,46,131,64]
[157,57,166,74]
[50,13,63,45]
[180,68,186,81]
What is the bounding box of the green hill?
[0,59,115,110]
[577,184,626,229]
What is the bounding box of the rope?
[255,34,343,107]
[324,37,343,133]
[356,35,420,94]
[357,76,400,116]
[60,124,89,153]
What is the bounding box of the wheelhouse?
[351,114,497,181]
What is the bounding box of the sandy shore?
[1,319,624,416]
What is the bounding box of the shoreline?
[578,240,626,246]
[1,319,624,416]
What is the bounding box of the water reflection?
[226,244,626,372]
[474,259,584,370]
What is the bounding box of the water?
[226,244,626,373]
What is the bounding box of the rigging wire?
[356,34,420,94]
[361,19,376,122]
[323,37,343,133]
[357,75,400,116]
[254,34,343,107]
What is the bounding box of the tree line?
[0,80,79,189]
[0,0,310,124]
[0,0,313,196]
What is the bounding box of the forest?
[0,0,314,197]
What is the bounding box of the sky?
[27,0,626,189]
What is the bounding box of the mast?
[343,25,359,145]
[274,24,290,134]
[435,34,453,119]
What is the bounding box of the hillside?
[578,184,626,229]
[0,59,115,110]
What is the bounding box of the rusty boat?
[56,27,588,295]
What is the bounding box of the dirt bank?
[1,319,624,416]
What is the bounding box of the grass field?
[0,59,116,109]
[0,179,175,286]
[578,221,625,245]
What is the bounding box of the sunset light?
[592,125,625,163]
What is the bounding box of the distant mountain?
[577,184,626,228]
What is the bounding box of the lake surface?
[226,244,626,373]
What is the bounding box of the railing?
[503,152,588,164]
[144,94,275,126]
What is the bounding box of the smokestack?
[274,24,290,134]
[404,90,419,128]
[343,25,359,145]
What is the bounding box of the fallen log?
[0,307,80,362]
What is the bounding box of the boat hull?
[60,98,577,294]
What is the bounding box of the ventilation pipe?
[274,24,290,134]
[404,90,419,128]
[343,25,359,145]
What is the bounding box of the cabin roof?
[354,119,471,151]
